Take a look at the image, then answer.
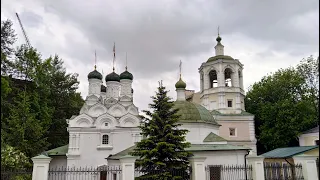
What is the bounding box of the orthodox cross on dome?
[179,60,182,78]
[94,50,97,70]
[125,52,128,71]
[113,42,116,72]
[216,26,222,43]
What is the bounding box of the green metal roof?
[46,145,68,156]
[108,144,250,160]
[186,144,250,151]
[207,55,234,63]
[173,101,220,125]
[261,146,319,159]
[211,110,254,116]
[203,132,227,142]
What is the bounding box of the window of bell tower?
[224,68,233,87]
[209,70,218,88]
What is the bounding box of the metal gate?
[206,164,253,180]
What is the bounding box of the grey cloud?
[2,0,319,111]
[19,11,43,28]
[38,0,318,75]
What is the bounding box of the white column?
[293,155,318,180]
[31,155,52,180]
[119,155,137,180]
[246,155,265,180]
[189,156,206,180]
[176,89,186,101]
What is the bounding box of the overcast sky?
[1,0,319,112]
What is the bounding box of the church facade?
[44,35,256,171]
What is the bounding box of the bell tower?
[199,33,245,114]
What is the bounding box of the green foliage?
[130,82,192,180]
[45,55,83,149]
[4,91,50,158]
[1,19,16,74]
[245,57,319,154]
[0,18,84,166]
[1,144,31,170]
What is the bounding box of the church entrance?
[100,171,107,180]
[97,165,121,180]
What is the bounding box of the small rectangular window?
[105,123,108,127]
[102,135,109,145]
[227,100,232,107]
[229,128,236,137]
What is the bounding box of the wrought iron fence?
[317,158,319,180]
[48,165,122,180]
[205,164,253,180]
[135,166,192,180]
[1,168,33,180]
[264,162,304,180]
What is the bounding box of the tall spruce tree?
[130,81,192,180]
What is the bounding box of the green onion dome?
[120,70,133,80]
[175,77,186,89]
[88,69,103,80]
[105,72,120,82]
[173,101,219,125]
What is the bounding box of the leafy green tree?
[1,18,84,163]
[45,55,84,149]
[4,91,50,158]
[245,65,318,154]
[1,19,17,74]
[296,55,319,120]
[1,144,31,170]
[130,82,192,180]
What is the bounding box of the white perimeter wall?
[193,150,247,165]
[49,156,67,169]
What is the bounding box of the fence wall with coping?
[6,154,318,180]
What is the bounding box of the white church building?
[45,34,256,170]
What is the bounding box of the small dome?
[207,55,234,63]
[216,35,222,42]
[173,101,219,125]
[175,77,186,89]
[88,70,102,80]
[105,72,120,82]
[120,70,133,80]
[101,85,106,92]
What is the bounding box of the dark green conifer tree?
[130,81,192,180]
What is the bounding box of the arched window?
[209,70,218,88]
[224,68,233,87]
[102,135,109,145]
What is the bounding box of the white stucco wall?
[67,128,141,167]
[299,132,319,146]
[193,150,247,165]
[49,156,67,169]
[181,123,220,144]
